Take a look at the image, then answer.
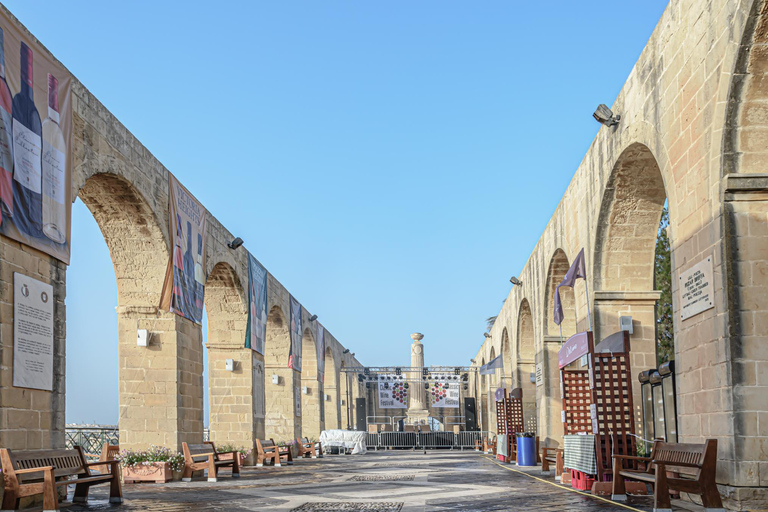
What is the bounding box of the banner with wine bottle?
[288,295,302,371]
[160,175,207,324]
[0,11,72,263]
[245,253,267,354]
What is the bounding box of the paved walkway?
[65,451,702,511]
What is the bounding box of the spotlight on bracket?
[227,237,244,250]
[509,276,522,286]
[308,314,318,322]
[593,104,621,127]
[343,349,350,354]
[484,332,491,338]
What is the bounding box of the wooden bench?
[541,446,564,480]
[296,437,322,459]
[89,443,120,475]
[256,439,293,467]
[611,439,723,511]
[181,442,240,482]
[0,446,122,511]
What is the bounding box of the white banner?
[429,380,460,408]
[377,375,407,409]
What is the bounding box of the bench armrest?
[653,460,702,469]
[14,466,54,475]
[190,452,215,458]
[612,455,651,462]
[85,460,119,466]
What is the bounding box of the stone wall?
[470,0,768,508]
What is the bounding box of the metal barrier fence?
[366,431,493,450]
[65,427,119,456]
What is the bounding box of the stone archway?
[264,305,300,439]
[205,261,257,449]
[544,249,576,339]
[324,346,340,430]
[78,173,204,451]
[300,327,323,438]
[593,142,666,434]
[517,299,539,437]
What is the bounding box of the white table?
[319,429,367,455]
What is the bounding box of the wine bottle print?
[42,73,67,243]
[12,41,43,237]
[0,28,14,220]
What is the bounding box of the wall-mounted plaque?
[680,256,715,321]
[535,362,543,387]
[13,273,53,391]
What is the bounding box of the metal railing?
[65,427,119,456]
[367,430,493,450]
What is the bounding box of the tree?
[655,205,674,365]
[486,316,497,331]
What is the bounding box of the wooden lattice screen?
[507,395,524,434]
[561,369,592,434]
[591,331,635,480]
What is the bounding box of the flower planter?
[123,462,173,484]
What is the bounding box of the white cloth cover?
[319,429,367,455]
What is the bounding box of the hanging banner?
[0,12,72,263]
[479,355,503,375]
[288,296,302,371]
[378,375,408,409]
[430,380,459,408]
[245,253,267,354]
[160,175,206,324]
[316,323,325,383]
[252,356,265,419]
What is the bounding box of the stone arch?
[324,346,340,429]
[516,299,538,434]
[593,142,667,435]
[300,327,323,438]
[205,261,254,448]
[77,172,206,451]
[264,304,299,439]
[544,249,576,338]
[77,173,168,307]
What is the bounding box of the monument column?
[407,333,430,424]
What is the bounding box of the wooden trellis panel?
[561,369,592,435]
[590,331,635,480]
[507,395,524,434]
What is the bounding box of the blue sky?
[3,1,669,424]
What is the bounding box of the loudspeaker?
[464,397,478,431]
[355,398,367,432]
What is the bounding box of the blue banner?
[245,253,267,354]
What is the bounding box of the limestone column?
[406,333,429,424]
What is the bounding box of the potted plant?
[118,445,184,484]
[278,440,299,460]
[216,444,252,466]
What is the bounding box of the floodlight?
[308,314,318,322]
[509,276,522,286]
[227,237,244,250]
[593,104,620,127]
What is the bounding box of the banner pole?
[585,280,593,332]
[559,323,563,345]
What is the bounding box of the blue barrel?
[516,434,536,466]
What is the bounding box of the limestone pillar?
[300,377,324,439]
[406,333,429,424]
[536,338,563,447]
[118,306,204,451]
[264,365,301,440]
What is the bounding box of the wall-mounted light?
[272,374,279,385]
[470,358,476,364]
[343,349,350,354]
[325,394,331,402]
[308,314,318,322]
[483,332,491,338]
[302,386,309,395]
[225,359,234,372]
[227,237,244,250]
[530,372,536,383]
[509,276,522,286]
[593,104,621,127]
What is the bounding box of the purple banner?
[558,331,590,369]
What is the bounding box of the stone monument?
[407,333,430,425]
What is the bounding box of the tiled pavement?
[60,451,704,511]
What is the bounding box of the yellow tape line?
[482,455,646,512]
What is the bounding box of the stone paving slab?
[51,451,703,511]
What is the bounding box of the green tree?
[655,205,674,365]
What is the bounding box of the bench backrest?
[2,447,87,482]
[654,439,716,478]
[99,443,119,462]
[183,442,218,463]
[256,439,275,453]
